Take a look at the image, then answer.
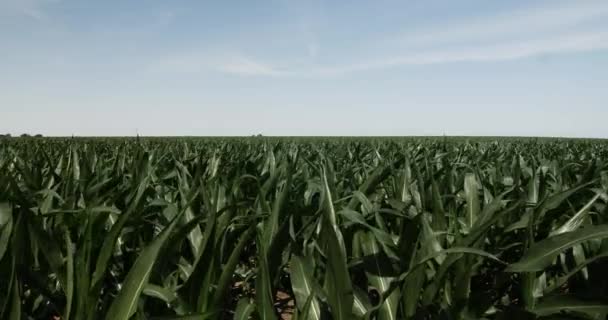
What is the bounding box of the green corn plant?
[0,137,607,319]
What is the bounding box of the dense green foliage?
[1,137,608,319]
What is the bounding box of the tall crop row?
[0,138,607,319]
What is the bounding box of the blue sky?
[1,0,608,137]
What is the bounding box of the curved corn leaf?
[464,173,480,230]
[321,165,353,320]
[360,232,398,320]
[352,286,372,318]
[105,209,184,320]
[234,298,255,320]
[507,225,608,272]
[212,225,256,308]
[8,273,20,320]
[550,193,601,236]
[533,296,608,318]
[143,284,178,304]
[91,175,151,292]
[255,229,277,320]
[290,255,322,320]
[544,251,608,294]
[0,203,12,261]
[149,312,218,320]
[64,229,74,320]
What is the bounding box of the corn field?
[1,137,608,320]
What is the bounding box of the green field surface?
[1,137,607,319]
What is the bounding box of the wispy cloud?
[215,55,285,76]
[156,10,177,27]
[393,1,608,46]
[310,1,608,75]
[307,43,319,58]
[313,30,608,75]
[152,52,286,77]
[153,1,608,77]
[0,0,58,20]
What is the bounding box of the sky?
[1,0,608,137]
